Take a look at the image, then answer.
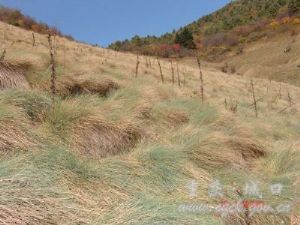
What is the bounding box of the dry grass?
[0,119,37,153]
[0,61,31,90]
[0,21,299,225]
[150,107,189,128]
[185,133,266,171]
[220,27,300,86]
[56,75,120,98]
[71,116,142,158]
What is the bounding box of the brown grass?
[0,178,96,225]
[0,21,299,224]
[187,133,266,170]
[71,116,142,158]
[152,109,189,128]
[0,119,37,153]
[0,61,31,90]
[134,102,152,119]
[225,136,266,161]
[166,110,189,125]
[57,76,120,97]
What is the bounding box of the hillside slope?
[0,21,299,225]
[218,26,300,86]
[0,5,73,39]
[109,0,300,59]
[109,0,300,87]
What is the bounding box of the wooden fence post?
[196,57,204,103]
[287,91,293,107]
[145,56,149,68]
[250,79,258,117]
[170,59,175,85]
[32,33,36,47]
[48,34,57,109]
[176,60,181,87]
[0,48,6,61]
[157,57,164,83]
[135,54,140,78]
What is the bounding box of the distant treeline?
[109,0,300,58]
[0,6,74,40]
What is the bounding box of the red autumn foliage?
[0,6,73,40]
[155,44,181,57]
[242,200,264,209]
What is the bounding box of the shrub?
[288,0,300,15]
[174,28,196,49]
[1,90,51,122]
[155,44,181,57]
[234,25,257,37]
[203,33,239,48]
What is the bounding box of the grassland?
[0,21,299,225]
[215,25,300,87]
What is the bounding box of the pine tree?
[288,0,300,14]
[174,28,196,49]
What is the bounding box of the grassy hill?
[109,0,300,87]
[0,19,299,225]
[0,5,73,39]
[108,0,300,57]
[216,26,300,85]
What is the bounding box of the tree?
[132,35,143,47]
[174,28,196,49]
[108,41,122,51]
[7,9,22,26]
[267,2,280,17]
[288,0,300,14]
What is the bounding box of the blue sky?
[0,0,230,47]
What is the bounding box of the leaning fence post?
[287,91,293,107]
[196,57,204,103]
[250,79,258,117]
[157,57,164,83]
[0,48,6,61]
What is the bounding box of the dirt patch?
[0,61,30,90]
